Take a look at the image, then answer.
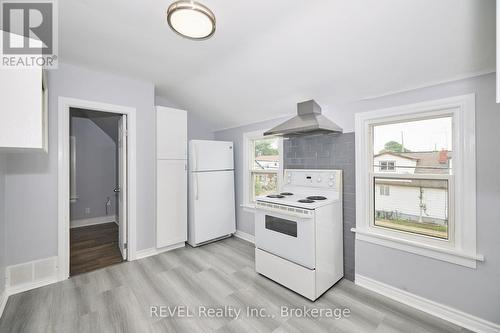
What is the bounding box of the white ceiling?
[60,0,495,131]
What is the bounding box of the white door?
[156,106,187,160]
[191,170,235,244]
[156,159,187,248]
[189,140,234,172]
[118,115,127,260]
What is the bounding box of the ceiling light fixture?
[166,1,216,40]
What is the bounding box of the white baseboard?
[135,242,185,260]
[0,290,8,319]
[234,230,255,244]
[355,274,500,333]
[70,215,117,228]
[6,257,59,296]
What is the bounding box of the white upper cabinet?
[156,106,187,160]
[0,67,48,152]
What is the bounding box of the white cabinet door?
[0,67,47,151]
[156,106,187,160]
[156,159,187,248]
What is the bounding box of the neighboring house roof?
[377,179,448,190]
[255,155,279,162]
[374,151,419,160]
[255,155,279,170]
[376,150,451,174]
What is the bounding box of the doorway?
[68,108,127,275]
[58,97,137,281]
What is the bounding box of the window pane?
[252,172,277,200]
[374,177,449,239]
[253,138,279,170]
[373,117,452,175]
[265,215,297,237]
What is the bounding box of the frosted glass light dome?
[167,1,216,40]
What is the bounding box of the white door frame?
[57,97,138,280]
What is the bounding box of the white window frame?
[242,130,283,210]
[353,94,483,268]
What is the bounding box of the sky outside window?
[373,116,453,154]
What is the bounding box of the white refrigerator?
[188,140,236,246]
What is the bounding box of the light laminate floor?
[0,237,470,333]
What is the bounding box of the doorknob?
[114,188,121,193]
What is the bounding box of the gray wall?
[5,63,157,265]
[0,154,6,297]
[215,73,500,324]
[284,133,355,281]
[70,116,117,222]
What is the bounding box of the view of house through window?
[372,116,452,239]
[251,137,280,201]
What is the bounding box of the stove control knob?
[317,177,322,183]
[330,174,334,179]
[329,181,334,187]
[287,179,291,184]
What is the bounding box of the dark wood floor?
[70,222,123,276]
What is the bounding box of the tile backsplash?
[284,132,355,281]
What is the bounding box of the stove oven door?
[255,208,315,269]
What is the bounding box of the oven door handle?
[255,207,313,219]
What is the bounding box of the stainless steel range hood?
[264,100,343,136]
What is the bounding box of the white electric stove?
[254,169,343,301]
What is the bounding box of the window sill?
[351,228,484,269]
[240,203,256,213]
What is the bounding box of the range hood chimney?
[264,100,343,136]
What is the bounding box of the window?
[243,131,283,207]
[354,94,482,268]
[379,184,390,196]
[372,117,452,240]
[379,161,395,171]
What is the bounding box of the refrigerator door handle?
[194,173,199,200]
[194,143,199,171]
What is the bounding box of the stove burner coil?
[267,194,285,198]
[306,196,327,200]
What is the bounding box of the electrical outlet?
[85,208,91,215]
